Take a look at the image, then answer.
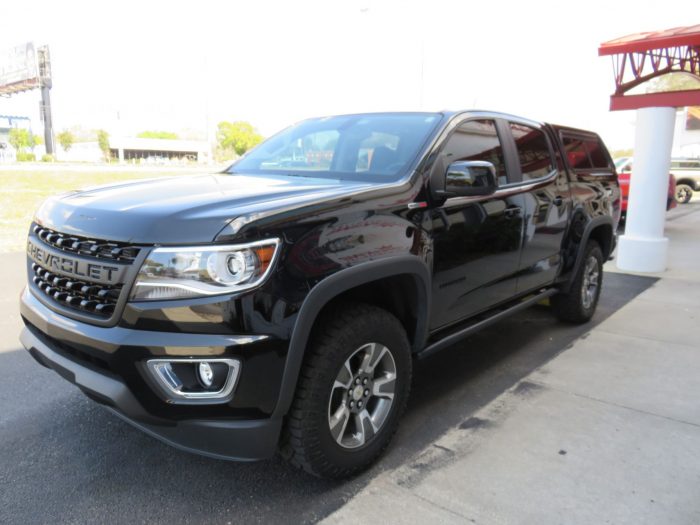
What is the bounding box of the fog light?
[150,361,183,391]
[198,362,214,388]
[145,358,241,404]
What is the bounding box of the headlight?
[130,239,281,301]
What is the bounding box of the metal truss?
[610,44,700,96]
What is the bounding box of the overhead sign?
[0,42,41,95]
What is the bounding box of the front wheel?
[675,184,693,204]
[551,240,603,323]
[281,303,411,478]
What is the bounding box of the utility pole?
[37,46,54,155]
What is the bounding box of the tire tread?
[280,302,411,478]
[551,240,603,324]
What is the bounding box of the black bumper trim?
[20,286,269,354]
[20,326,282,461]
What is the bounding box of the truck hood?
[34,173,376,244]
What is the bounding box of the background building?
[674,106,700,157]
[0,114,31,162]
[109,136,209,164]
[55,136,209,164]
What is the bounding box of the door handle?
[503,205,522,217]
[552,196,564,206]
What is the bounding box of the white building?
[673,107,700,158]
[110,136,209,164]
[0,114,31,162]
[56,136,210,164]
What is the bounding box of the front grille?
[28,224,144,320]
[32,263,122,316]
[32,224,140,263]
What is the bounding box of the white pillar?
[616,106,676,273]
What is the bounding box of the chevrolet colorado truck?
[20,111,619,478]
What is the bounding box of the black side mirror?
[438,160,498,198]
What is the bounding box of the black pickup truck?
[20,111,620,478]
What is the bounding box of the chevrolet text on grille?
[27,240,122,284]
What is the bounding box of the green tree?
[8,128,35,152]
[646,72,700,93]
[96,130,110,161]
[611,148,633,159]
[217,121,263,156]
[137,130,179,140]
[57,130,75,152]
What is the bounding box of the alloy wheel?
[581,255,600,310]
[327,342,397,449]
[676,186,691,203]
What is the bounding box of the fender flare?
[562,215,615,293]
[271,255,431,418]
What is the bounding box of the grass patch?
[0,168,205,252]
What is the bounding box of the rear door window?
[562,137,592,170]
[562,135,612,171]
[584,139,611,169]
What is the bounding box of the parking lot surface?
[0,245,654,524]
[323,203,700,524]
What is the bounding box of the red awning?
[599,25,700,56]
[599,25,700,110]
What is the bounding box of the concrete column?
[616,106,676,273]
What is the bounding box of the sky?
[0,0,697,150]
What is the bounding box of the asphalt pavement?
[323,203,700,524]
[0,251,654,524]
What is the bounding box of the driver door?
[429,118,524,330]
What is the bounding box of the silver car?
[671,158,700,203]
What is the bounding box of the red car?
[615,157,676,220]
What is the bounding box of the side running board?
[417,288,558,360]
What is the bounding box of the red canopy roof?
[599,25,700,56]
[599,25,700,110]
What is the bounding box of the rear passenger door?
[504,120,571,293]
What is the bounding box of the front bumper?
[19,287,283,461]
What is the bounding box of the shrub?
[41,154,55,162]
[16,152,36,162]
[137,130,179,140]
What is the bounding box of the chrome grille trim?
[27,224,149,325]
[32,224,141,263]
[31,263,121,317]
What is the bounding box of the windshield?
[614,157,630,169]
[229,113,442,182]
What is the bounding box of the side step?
[417,288,557,360]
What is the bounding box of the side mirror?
[441,160,498,197]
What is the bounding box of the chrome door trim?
[441,169,558,209]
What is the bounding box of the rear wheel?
[281,303,411,478]
[675,184,693,204]
[551,240,603,323]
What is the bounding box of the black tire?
[551,240,603,324]
[280,302,412,479]
[675,184,693,204]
